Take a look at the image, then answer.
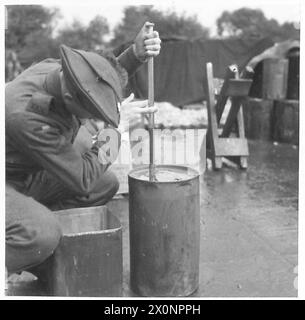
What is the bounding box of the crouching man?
[5,22,161,275]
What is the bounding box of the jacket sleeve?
[117,45,143,76]
[6,112,119,196]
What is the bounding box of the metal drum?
[128,165,200,297]
[45,206,122,297]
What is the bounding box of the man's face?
[59,71,94,124]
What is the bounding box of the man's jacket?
[6,46,141,196]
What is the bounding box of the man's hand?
[133,21,161,62]
[118,93,158,133]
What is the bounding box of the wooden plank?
[205,62,219,157]
[236,106,248,168]
[225,155,248,168]
[220,96,244,138]
[221,67,254,138]
[226,79,252,97]
[237,107,246,138]
[222,157,239,168]
[214,138,249,156]
[215,65,237,123]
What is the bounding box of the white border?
[1,0,303,300]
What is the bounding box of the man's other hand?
[118,93,158,133]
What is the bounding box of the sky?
[41,0,301,37]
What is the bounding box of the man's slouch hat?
[60,44,122,127]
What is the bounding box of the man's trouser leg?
[6,184,62,274]
[6,167,119,275]
[53,170,119,210]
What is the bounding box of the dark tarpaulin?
[116,37,273,106]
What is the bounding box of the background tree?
[56,15,109,51]
[111,5,209,48]
[5,5,59,51]
[5,6,111,71]
[5,5,60,77]
[216,8,299,41]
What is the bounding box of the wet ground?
[6,140,298,297]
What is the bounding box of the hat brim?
[60,45,120,127]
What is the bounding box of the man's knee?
[6,212,61,273]
[6,188,62,273]
[92,169,119,198]
[91,170,120,202]
[46,171,120,210]
[31,212,62,264]
[106,171,120,197]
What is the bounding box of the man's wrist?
[132,44,147,63]
[117,46,143,75]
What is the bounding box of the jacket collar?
[44,67,78,129]
[45,67,63,102]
